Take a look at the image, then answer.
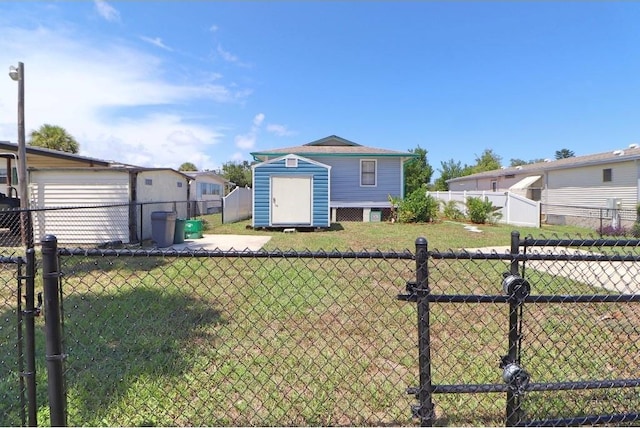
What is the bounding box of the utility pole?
[9,61,31,247]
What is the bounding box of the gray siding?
[309,156,402,203]
[253,157,329,227]
[545,161,638,210]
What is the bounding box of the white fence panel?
[430,190,541,228]
[222,186,252,224]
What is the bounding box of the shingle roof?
[251,135,415,160]
[448,145,640,183]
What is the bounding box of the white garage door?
[29,169,130,244]
[271,176,311,225]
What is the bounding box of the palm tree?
[179,162,198,171]
[29,124,79,154]
[555,148,575,159]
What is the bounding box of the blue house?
[250,135,416,227]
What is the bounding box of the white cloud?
[233,113,265,151]
[253,113,265,127]
[235,133,257,150]
[266,123,295,137]
[209,25,219,33]
[0,23,250,172]
[140,36,173,52]
[94,0,121,23]
[231,152,245,161]
[217,44,238,63]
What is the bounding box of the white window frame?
[360,159,377,187]
[285,157,298,168]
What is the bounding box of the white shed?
[28,167,190,245]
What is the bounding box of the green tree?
[221,160,252,187]
[404,145,434,195]
[28,124,79,153]
[178,162,198,171]
[434,159,470,191]
[555,148,575,159]
[470,149,502,173]
[509,158,528,167]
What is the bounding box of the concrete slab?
[168,234,271,252]
[464,246,640,294]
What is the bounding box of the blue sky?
[1,2,640,179]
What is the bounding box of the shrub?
[398,189,439,223]
[465,196,502,224]
[598,225,629,237]
[441,200,465,221]
[632,223,640,238]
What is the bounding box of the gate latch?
[502,273,530,302]
[501,362,530,396]
[22,292,42,317]
[397,280,428,302]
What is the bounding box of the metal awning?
[509,175,542,190]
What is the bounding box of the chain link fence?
[2,228,640,426]
[57,247,417,426]
[402,234,640,426]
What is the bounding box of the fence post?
[415,237,435,426]
[42,235,66,426]
[506,231,522,426]
[24,247,38,426]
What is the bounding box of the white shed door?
[271,176,311,225]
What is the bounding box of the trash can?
[184,219,203,239]
[151,211,176,248]
[174,218,186,244]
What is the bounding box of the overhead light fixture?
[9,65,19,81]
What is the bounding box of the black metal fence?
[400,232,640,426]
[1,232,640,426]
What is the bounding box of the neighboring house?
[184,171,234,215]
[0,141,195,244]
[250,135,416,227]
[0,140,111,196]
[29,167,190,245]
[446,144,640,227]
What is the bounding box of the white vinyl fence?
[430,190,541,228]
[222,186,252,224]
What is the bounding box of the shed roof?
[447,146,640,183]
[251,135,416,161]
[28,166,192,180]
[0,141,111,167]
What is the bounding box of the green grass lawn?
[201,214,596,252]
[1,218,638,427]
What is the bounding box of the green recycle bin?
[184,219,203,239]
[173,218,186,244]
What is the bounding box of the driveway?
[169,234,272,252]
[465,246,640,294]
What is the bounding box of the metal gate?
[400,233,640,426]
[0,250,38,427]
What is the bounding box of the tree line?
[27,124,575,193]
